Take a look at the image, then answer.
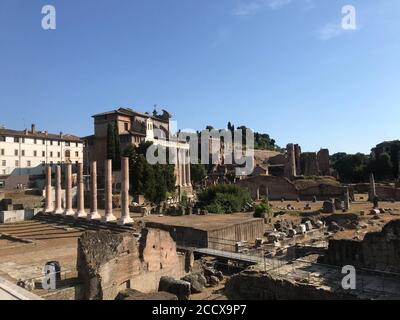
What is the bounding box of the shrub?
[198,184,252,214]
[253,199,273,218]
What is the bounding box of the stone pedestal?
[75,163,87,218]
[64,163,75,216]
[54,165,63,214]
[118,157,133,225]
[88,161,101,220]
[44,165,53,213]
[102,159,116,222]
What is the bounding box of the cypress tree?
[106,122,115,161]
[113,119,121,170]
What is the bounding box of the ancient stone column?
[118,157,133,225]
[44,165,53,213]
[88,161,101,220]
[286,143,297,178]
[182,149,187,186]
[75,163,87,218]
[186,150,191,186]
[369,173,376,201]
[54,165,63,214]
[102,159,116,222]
[64,163,75,216]
[174,148,180,186]
[344,187,350,211]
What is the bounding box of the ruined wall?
[300,152,319,176]
[236,176,300,200]
[146,219,264,252]
[225,270,358,300]
[319,220,400,273]
[352,183,400,201]
[317,149,330,176]
[207,219,264,251]
[299,184,351,201]
[76,228,191,300]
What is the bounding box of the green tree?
[113,120,121,170]
[106,121,121,170]
[190,163,207,184]
[254,198,273,218]
[106,122,115,162]
[333,153,369,183]
[198,184,252,214]
[123,142,176,204]
[370,153,393,181]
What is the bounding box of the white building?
[0,124,83,177]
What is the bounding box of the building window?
[27,160,31,167]
[34,150,37,157]
[65,150,71,158]
[0,149,4,156]
[50,151,53,157]
[1,160,5,166]
[57,152,60,157]
[14,137,19,143]
[75,151,79,157]
[14,149,18,156]
[21,138,25,143]
[65,142,70,147]
[58,141,60,146]
[124,123,129,131]
[34,139,37,144]
[42,151,45,157]
[42,140,45,145]
[76,142,79,147]
[21,150,25,156]
[0,136,5,142]
[15,160,19,167]
[50,140,53,146]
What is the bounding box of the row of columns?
[44,157,133,225]
[177,149,191,187]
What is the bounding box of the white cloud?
[316,22,359,41]
[232,0,292,17]
[233,2,262,16]
[316,23,344,40]
[268,0,292,10]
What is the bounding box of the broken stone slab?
[158,276,191,300]
[116,289,178,300]
[181,273,207,294]
[209,276,220,286]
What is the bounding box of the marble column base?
[75,210,87,218]
[88,212,101,220]
[118,216,134,225]
[102,214,117,222]
[64,209,75,216]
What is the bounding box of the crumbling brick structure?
[76,228,192,300]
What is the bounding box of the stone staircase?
[32,212,135,234]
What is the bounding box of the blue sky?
[0,0,399,154]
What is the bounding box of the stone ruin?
[76,228,193,300]
[319,219,400,273]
